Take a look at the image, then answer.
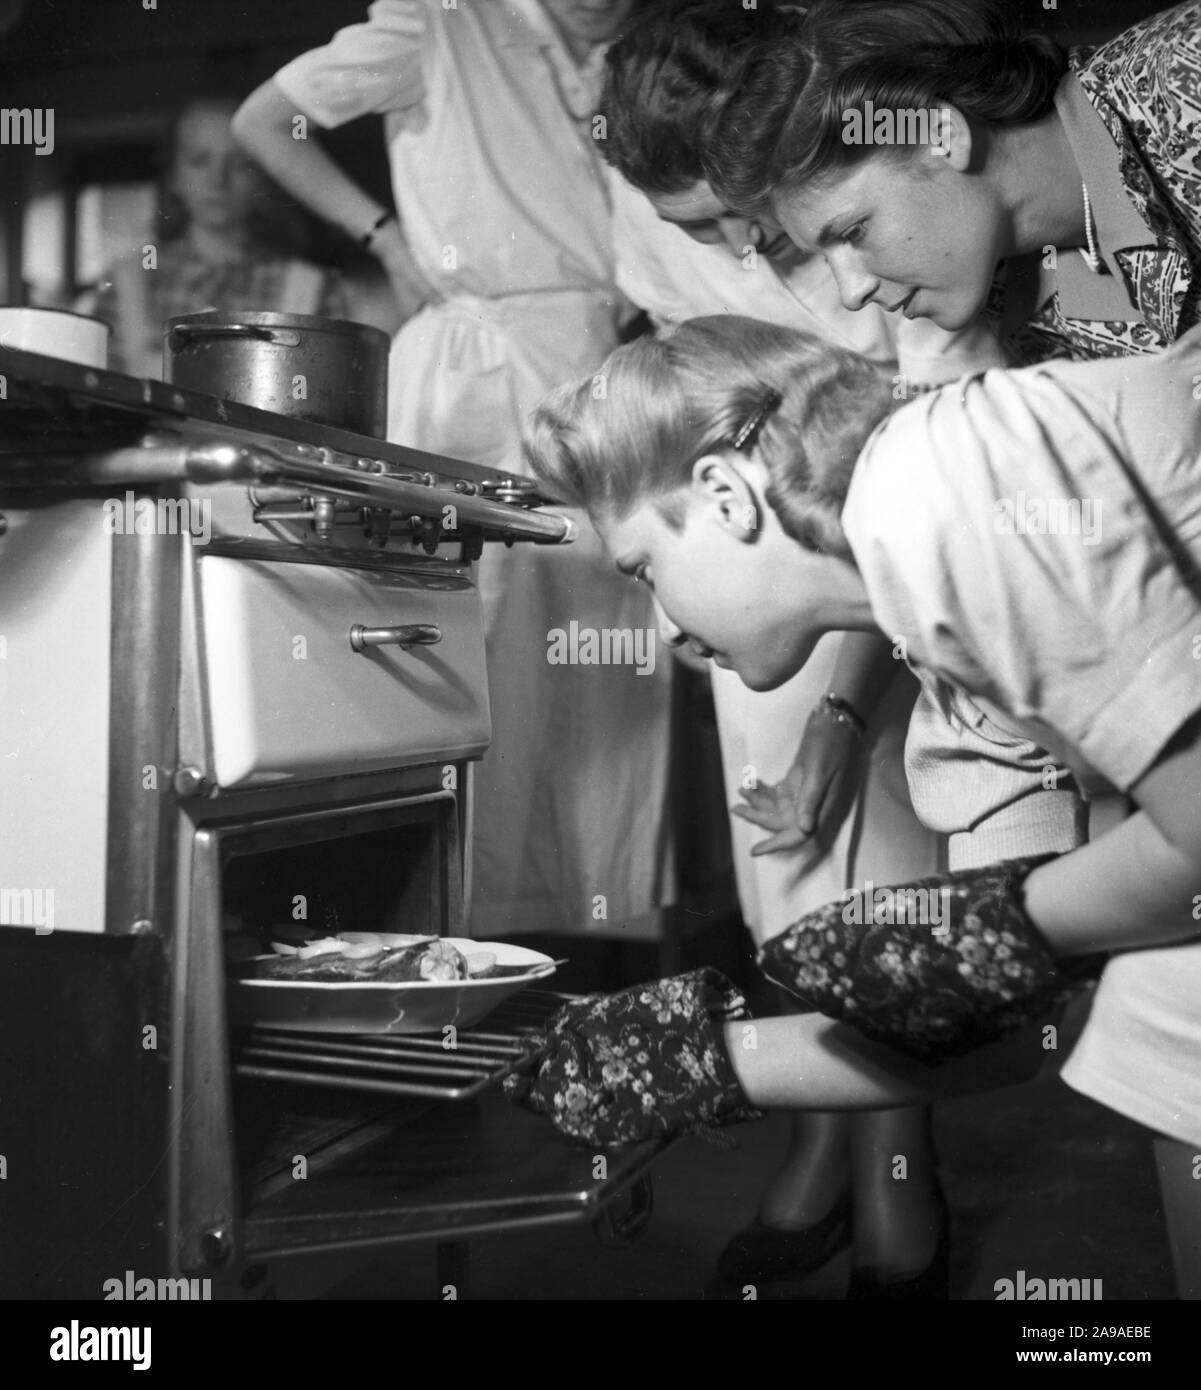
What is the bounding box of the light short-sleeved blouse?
[841,329,1201,1144]
[843,329,1201,802]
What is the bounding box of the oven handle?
[348,622,443,653]
[592,1174,655,1249]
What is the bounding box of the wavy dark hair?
[598,0,807,197]
[707,0,1069,214]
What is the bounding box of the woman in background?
[83,92,356,379]
[233,2,676,951]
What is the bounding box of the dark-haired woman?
[710,0,1199,365]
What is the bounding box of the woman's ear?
[691,454,760,540]
[926,103,973,173]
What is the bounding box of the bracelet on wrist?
[822,692,867,735]
[360,210,396,250]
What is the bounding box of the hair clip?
[730,388,782,452]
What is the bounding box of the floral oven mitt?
[505,859,1105,1149]
[503,968,762,1148]
[758,855,1104,1065]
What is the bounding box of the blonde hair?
[523,315,895,557]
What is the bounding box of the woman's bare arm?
[233,79,387,241]
[1022,710,1201,955]
[829,628,900,716]
[232,78,438,317]
[732,630,898,854]
[723,1009,1054,1110]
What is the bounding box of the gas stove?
[0,348,664,1298]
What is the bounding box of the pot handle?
[166,323,303,348]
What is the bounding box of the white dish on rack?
[228,937,558,1035]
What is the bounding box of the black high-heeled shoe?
[717,1192,852,1285]
[845,1191,951,1300]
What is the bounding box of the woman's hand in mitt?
[503,968,762,1147]
[757,856,1104,1066]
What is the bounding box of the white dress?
[611,178,1008,939]
[276,0,674,937]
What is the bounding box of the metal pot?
[163,310,390,438]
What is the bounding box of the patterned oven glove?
[758,855,1105,1066]
[503,968,763,1147]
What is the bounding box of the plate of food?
[227,933,559,1034]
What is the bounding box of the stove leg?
[437,1240,470,1301]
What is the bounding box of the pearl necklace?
[1080,182,1103,273]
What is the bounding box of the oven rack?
[232,988,569,1100]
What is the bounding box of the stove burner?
[480,476,539,507]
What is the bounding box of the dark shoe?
[718,1192,852,1284]
[845,1193,950,1300]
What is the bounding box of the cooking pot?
[0,307,109,368]
[163,310,389,438]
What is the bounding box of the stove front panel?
[0,499,113,933]
[196,556,490,789]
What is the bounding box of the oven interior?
[170,787,663,1284]
[220,800,455,951]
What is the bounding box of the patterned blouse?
[991,0,1201,364]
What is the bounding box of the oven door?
[169,787,663,1281]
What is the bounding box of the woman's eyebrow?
[814,214,852,249]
